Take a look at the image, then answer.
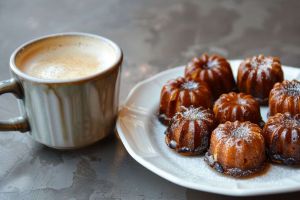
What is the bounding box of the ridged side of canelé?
[269,80,300,116]
[263,113,300,165]
[184,53,236,100]
[204,152,266,177]
[165,106,215,156]
[237,54,283,105]
[159,77,212,125]
[213,92,264,127]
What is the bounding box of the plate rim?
[116,60,300,196]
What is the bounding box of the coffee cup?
[0,32,122,149]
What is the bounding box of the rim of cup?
[9,32,123,84]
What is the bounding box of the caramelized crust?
[184,54,236,100]
[159,77,212,125]
[263,113,300,165]
[165,106,216,155]
[205,121,266,177]
[213,92,263,126]
[237,55,284,105]
[269,80,300,116]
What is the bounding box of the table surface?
[1,0,300,199]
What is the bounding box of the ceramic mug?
[0,33,122,149]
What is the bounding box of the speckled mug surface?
[0,32,123,149]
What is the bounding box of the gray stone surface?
[0,0,300,199]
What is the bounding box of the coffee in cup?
[16,36,117,80]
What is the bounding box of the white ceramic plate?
[116,60,300,196]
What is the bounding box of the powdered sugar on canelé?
[214,122,259,147]
[281,115,300,129]
[275,114,300,129]
[282,80,300,96]
[192,54,220,69]
[181,81,199,90]
[237,98,249,105]
[249,55,274,76]
[283,118,300,128]
[247,55,278,77]
[203,60,219,69]
[250,56,273,69]
[229,126,253,146]
[181,106,211,121]
[231,126,251,139]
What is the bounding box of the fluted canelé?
[165,106,216,155]
[213,92,263,126]
[205,121,266,177]
[263,113,300,165]
[159,76,212,125]
[184,54,236,100]
[237,54,284,105]
[269,80,300,116]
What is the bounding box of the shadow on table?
[29,132,118,166]
[186,189,300,200]
[38,131,116,151]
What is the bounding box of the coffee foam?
[15,35,117,80]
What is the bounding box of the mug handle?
[0,79,29,132]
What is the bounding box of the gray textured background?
[0,0,300,199]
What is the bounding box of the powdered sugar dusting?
[282,116,300,128]
[181,106,209,121]
[232,126,250,139]
[181,81,199,90]
[283,80,300,96]
[214,122,256,147]
[207,60,219,68]
[250,56,273,69]
[237,98,248,105]
[227,125,253,147]
[214,128,229,141]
